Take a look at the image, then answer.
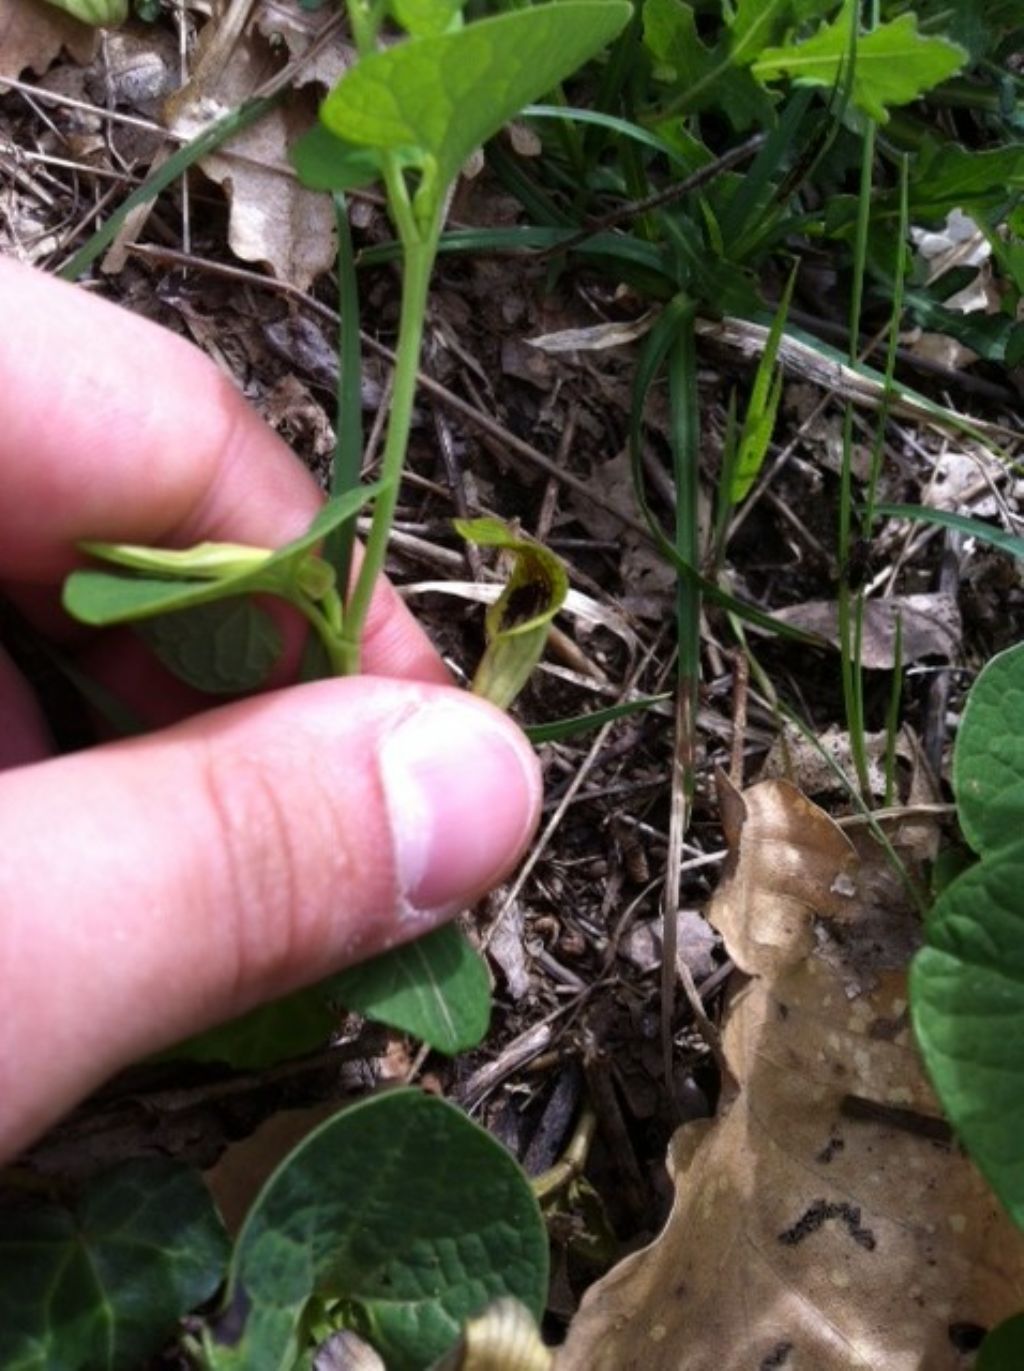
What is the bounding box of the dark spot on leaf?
[777,1199,876,1251]
[816,1135,845,1164]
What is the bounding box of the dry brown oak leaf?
[0,0,95,84]
[558,778,1024,1371]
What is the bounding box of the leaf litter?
[4,2,1024,1366]
[558,779,1024,1371]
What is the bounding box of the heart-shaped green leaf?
[291,122,387,192]
[320,2,631,195]
[0,1160,228,1371]
[328,923,490,1055]
[159,981,340,1069]
[212,1091,548,1371]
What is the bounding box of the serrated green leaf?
[320,2,631,194]
[328,923,490,1054]
[63,481,386,628]
[642,0,773,129]
[911,842,1024,1230]
[135,597,283,694]
[41,0,127,24]
[979,1313,1024,1370]
[954,643,1024,856]
[455,518,568,711]
[214,1091,548,1371]
[0,1160,228,1371]
[752,4,967,122]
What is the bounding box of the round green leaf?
[954,642,1024,856]
[327,923,491,1055]
[911,841,1024,1229]
[159,981,339,1069]
[216,1091,548,1370]
[0,1160,229,1371]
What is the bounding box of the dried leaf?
[166,22,339,289]
[557,780,1024,1371]
[772,592,961,668]
[527,311,659,354]
[0,0,96,84]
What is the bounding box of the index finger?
[0,259,446,683]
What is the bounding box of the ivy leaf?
[135,597,283,694]
[210,1091,548,1371]
[0,1159,228,1371]
[455,517,568,711]
[328,923,490,1054]
[752,4,967,122]
[320,2,631,195]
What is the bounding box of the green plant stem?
[339,188,440,672]
[838,111,876,803]
[323,193,364,597]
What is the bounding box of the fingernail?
[380,700,541,919]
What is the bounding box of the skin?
[0,260,541,1161]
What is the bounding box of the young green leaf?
[63,481,385,628]
[455,517,568,712]
[135,598,284,694]
[0,1160,228,1371]
[327,922,490,1055]
[752,3,967,122]
[320,2,631,197]
[730,264,796,501]
[76,540,275,580]
[213,1091,548,1371]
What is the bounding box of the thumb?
[0,680,540,1157]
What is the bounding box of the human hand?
[0,260,541,1161]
